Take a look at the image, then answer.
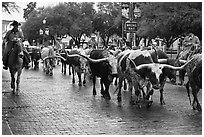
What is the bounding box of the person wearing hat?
[183,32,200,50]
[178,32,201,60]
[2,20,31,70]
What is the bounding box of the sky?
[2,2,60,22]
[2,0,197,22]
[2,0,101,22]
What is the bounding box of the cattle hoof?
[130,100,136,105]
[137,104,142,109]
[102,94,111,100]
[146,101,153,108]
[78,83,82,86]
[124,86,127,90]
[193,106,197,110]
[11,84,14,89]
[118,103,122,107]
[15,91,19,96]
[83,81,86,85]
[178,83,184,86]
[197,107,202,111]
[93,92,97,96]
[105,96,111,100]
[196,105,202,111]
[160,100,165,105]
[117,96,122,102]
[12,90,15,95]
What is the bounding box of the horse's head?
[13,40,24,58]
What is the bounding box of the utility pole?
[129,2,134,48]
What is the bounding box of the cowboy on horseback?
[177,33,201,60]
[2,20,31,70]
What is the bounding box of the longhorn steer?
[28,47,41,70]
[60,49,72,75]
[185,54,202,111]
[41,46,65,76]
[75,50,117,100]
[149,49,186,105]
[116,49,192,107]
[62,49,90,86]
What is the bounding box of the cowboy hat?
[10,20,21,26]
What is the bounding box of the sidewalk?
[2,96,13,135]
[2,121,12,135]
[2,72,14,135]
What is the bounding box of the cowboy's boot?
[3,55,8,70]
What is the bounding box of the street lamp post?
[39,17,47,47]
[129,2,134,48]
[42,18,46,45]
[122,2,141,49]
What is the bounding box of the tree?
[137,2,202,47]
[23,2,37,20]
[2,2,19,14]
[22,6,50,44]
[64,2,95,46]
[22,2,96,46]
[93,2,122,47]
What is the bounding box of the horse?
[7,39,24,95]
[176,44,202,85]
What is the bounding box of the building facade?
[2,20,25,38]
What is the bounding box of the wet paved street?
[2,63,202,135]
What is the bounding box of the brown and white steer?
[41,46,65,76]
[116,49,193,108]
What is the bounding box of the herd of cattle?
[27,45,202,111]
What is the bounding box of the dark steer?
[116,49,192,107]
[29,47,41,70]
[76,50,117,100]
[60,49,72,75]
[185,54,202,111]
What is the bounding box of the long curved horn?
[158,58,187,65]
[43,56,52,61]
[43,55,66,61]
[162,57,193,70]
[179,59,187,64]
[135,63,154,70]
[158,59,168,63]
[55,55,66,61]
[66,54,81,58]
[75,53,108,63]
